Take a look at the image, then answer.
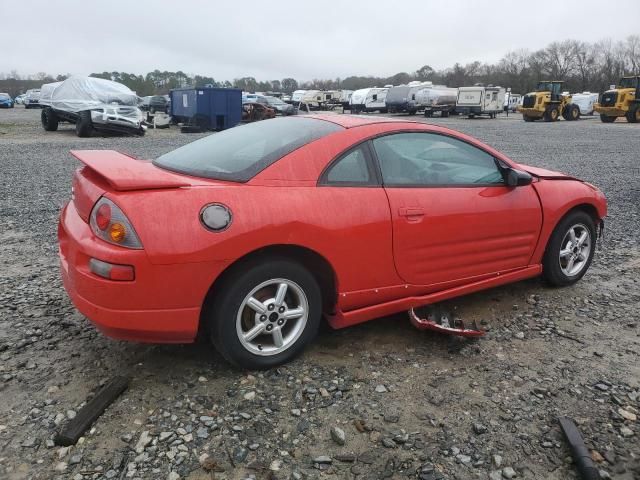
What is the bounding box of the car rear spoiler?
[70,150,190,192]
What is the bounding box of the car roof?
[301,113,418,129]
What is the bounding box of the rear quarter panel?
[109,184,399,296]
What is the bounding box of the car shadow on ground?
[112,276,545,380]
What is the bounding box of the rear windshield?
[154,117,343,182]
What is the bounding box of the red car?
[59,115,607,369]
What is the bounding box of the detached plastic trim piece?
[55,376,129,446]
[558,416,600,480]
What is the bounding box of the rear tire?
[41,107,59,131]
[75,110,93,137]
[542,211,596,287]
[625,104,640,123]
[208,258,322,369]
[600,114,616,123]
[441,110,450,118]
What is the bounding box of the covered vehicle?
[0,92,14,108]
[570,92,598,115]
[59,115,606,370]
[385,83,430,114]
[39,76,145,137]
[14,93,26,105]
[24,88,41,108]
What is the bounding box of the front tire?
[625,104,640,123]
[209,258,322,369]
[75,111,93,137]
[600,114,616,123]
[544,106,559,122]
[542,211,596,287]
[41,107,59,131]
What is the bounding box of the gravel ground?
[0,108,639,480]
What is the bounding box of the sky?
[2,0,639,82]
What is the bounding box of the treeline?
[1,36,638,97]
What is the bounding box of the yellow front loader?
[518,81,580,122]
[594,75,640,123]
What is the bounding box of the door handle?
[398,207,424,217]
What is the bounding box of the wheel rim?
[551,109,558,120]
[559,223,591,277]
[236,278,308,356]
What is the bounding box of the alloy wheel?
[236,278,308,356]
[558,223,592,277]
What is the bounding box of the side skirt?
[327,265,542,329]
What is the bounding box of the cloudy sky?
[3,0,639,81]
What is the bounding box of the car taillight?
[89,197,143,249]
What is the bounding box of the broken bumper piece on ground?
[408,305,485,337]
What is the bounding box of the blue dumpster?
[170,87,242,131]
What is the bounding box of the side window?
[372,94,378,101]
[372,133,504,186]
[321,146,373,186]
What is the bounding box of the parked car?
[0,93,14,108]
[140,95,168,113]
[58,115,607,369]
[242,94,269,105]
[14,93,26,105]
[39,76,145,137]
[264,96,295,115]
[242,102,276,122]
[24,89,41,108]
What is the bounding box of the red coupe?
[59,115,607,369]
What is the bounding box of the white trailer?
[325,90,353,109]
[504,92,521,112]
[456,86,506,118]
[570,92,599,115]
[416,86,458,117]
[290,90,306,106]
[349,87,389,113]
[301,90,323,109]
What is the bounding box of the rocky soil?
[0,108,638,479]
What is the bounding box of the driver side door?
[373,132,543,289]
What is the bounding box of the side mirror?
[505,168,533,187]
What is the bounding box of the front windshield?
[0,94,10,100]
[266,97,284,105]
[536,82,553,92]
[619,77,637,89]
[154,117,343,182]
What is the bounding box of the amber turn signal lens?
[109,223,126,242]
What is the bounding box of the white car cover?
[40,76,139,112]
[40,76,144,131]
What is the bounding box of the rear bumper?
[58,202,222,343]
